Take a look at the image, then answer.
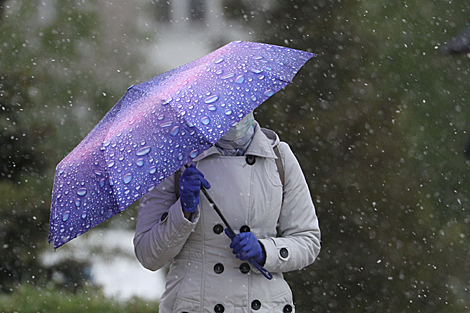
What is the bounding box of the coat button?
[239,263,250,274]
[251,300,261,310]
[280,248,289,258]
[246,155,256,165]
[283,304,293,312]
[213,224,224,234]
[160,212,168,221]
[240,225,250,233]
[214,304,225,313]
[214,263,224,274]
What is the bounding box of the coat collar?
[193,122,279,161]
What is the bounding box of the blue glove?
[179,164,211,213]
[225,229,266,265]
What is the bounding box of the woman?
[134,112,321,312]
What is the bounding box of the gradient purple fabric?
[49,41,314,249]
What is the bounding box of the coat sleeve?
[133,172,200,271]
[259,142,321,273]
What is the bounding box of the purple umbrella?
[49,41,314,249]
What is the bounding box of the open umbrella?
[49,41,314,251]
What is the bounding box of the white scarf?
[215,125,255,156]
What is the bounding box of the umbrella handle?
[199,185,273,280]
[248,258,273,280]
[183,164,273,280]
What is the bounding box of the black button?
[240,225,250,233]
[239,263,250,274]
[160,212,168,221]
[213,224,224,234]
[246,155,256,165]
[214,304,225,313]
[280,248,289,258]
[214,263,224,274]
[283,304,293,313]
[251,300,261,310]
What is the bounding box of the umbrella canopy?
[49,41,314,249]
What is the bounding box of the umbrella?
[49,41,314,251]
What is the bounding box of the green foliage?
[226,0,470,311]
[0,284,159,313]
[0,0,155,293]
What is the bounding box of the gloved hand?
[179,164,211,213]
[225,229,266,265]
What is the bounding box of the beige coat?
[134,123,321,313]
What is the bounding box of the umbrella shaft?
[200,185,273,280]
[200,186,236,237]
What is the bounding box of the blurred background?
[2,0,470,312]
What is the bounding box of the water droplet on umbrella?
[264,89,275,97]
[161,121,173,128]
[124,173,133,184]
[149,166,157,174]
[264,66,272,71]
[94,170,102,176]
[81,211,87,219]
[207,104,216,111]
[235,75,245,84]
[170,126,180,136]
[161,98,172,105]
[99,178,105,188]
[109,177,114,186]
[178,153,183,161]
[222,73,235,79]
[251,95,257,101]
[251,68,263,74]
[107,209,113,219]
[224,109,232,115]
[107,161,115,168]
[136,158,145,167]
[201,116,210,125]
[157,113,165,120]
[63,211,70,222]
[190,149,199,158]
[77,188,87,197]
[75,198,81,207]
[204,95,219,104]
[136,146,151,156]
[216,69,223,75]
[214,57,224,64]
